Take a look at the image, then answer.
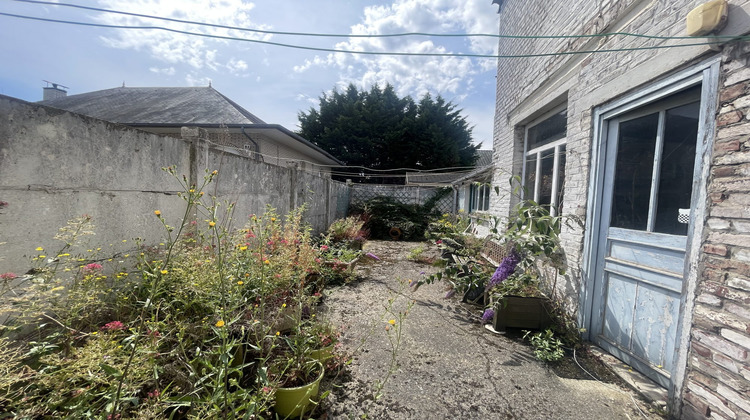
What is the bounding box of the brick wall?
[682,42,750,420]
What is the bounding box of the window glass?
[539,149,555,207]
[557,144,566,214]
[527,109,566,150]
[654,101,699,235]
[610,113,659,230]
[524,153,537,200]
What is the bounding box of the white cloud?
[185,73,211,86]
[95,0,272,70]
[226,58,247,74]
[149,66,176,75]
[294,0,498,101]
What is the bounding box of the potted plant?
[269,334,325,418]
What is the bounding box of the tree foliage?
[298,84,479,173]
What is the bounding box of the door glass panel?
[524,153,537,200]
[539,149,555,208]
[611,113,659,230]
[654,102,699,235]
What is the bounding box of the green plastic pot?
[274,362,324,418]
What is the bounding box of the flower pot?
[307,345,334,363]
[274,362,324,418]
[461,284,486,306]
[492,296,552,332]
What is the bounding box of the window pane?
[539,149,555,208]
[524,154,537,200]
[611,113,659,230]
[528,109,566,150]
[654,101,699,235]
[482,185,490,211]
[557,144,566,214]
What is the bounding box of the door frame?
[580,57,720,407]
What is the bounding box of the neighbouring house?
[490,0,749,418]
[39,85,342,172]
[454,149,494,214]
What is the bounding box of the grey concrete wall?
[0,96,348,275]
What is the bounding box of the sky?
[0,0,499,151]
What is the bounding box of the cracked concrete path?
[320,241,664,420]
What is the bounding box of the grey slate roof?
[38,86,266,125]
[475,149,493,167]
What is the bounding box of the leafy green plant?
[523,329,564,362]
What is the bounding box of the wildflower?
[275,331,280,336]
[84,263,103,272]
[487,251,521,290]
[50,286,65,292]
[199,191,204,196]
[264,259,270,265]
[154,210,161,216]
[282,303,287,308]
[212,170,218,175]
[270,217,276,222]
[237,281,244,285]
[208,221,216,227]
[0,272,17,280]
[39,255,46,259]
[481,308,495,324]
[215,320,225,327]
[239,245,247,251]
[35,246,44,251]
[320,245,329,251]
[147,389,160,399]
[91,331,98,335]
[160,269,168,275]
[102,321,125,331]
[436,240,442,245]
[366,252,380,261]
[388,319,396,325]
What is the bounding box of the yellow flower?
[212,170,218,175]
[388,319,396,325]
[270,217,276,222]
[264,259,270,265]
[239,246,247,251]
[209,221,216,227]
[275,331,280,336]
[237,281,244,285]
[199,191,204,196]
[154,210,161,216]
[35,247,44,251]
[160,269,168,275]
[91,331,98,335]
[189,189,195,193]
[50,286,65,292]
[39,255,46,259]
[282,303,287,308]
[215,320,225,327]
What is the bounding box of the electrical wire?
[10,0,749,42]
[0,11,742,59]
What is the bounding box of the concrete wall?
[492,0,750,417]
[0,96,348,276]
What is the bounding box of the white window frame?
[469,183,490,212]
[522,105,567,215]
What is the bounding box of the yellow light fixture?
[686,0,729,36]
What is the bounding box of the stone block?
[687,381,734,417]
[721,82,747,103]
[705,243,730,256]
[727,276,750,292]
[719,110,745,126]
[714,351,742,374]
[693,329,749,361]
[717,383,750,416]
[721,329,750,352]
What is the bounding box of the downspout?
[240,126,262,162]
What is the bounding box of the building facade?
[491,0,750,417]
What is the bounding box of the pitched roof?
[475,149,493,167]
[38,86,266,125]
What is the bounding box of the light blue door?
[592,87,701,388]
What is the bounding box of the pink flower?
[436,240,443,245]
[0,272,17,280]
[147,389,160,399]
[84,263,103,272]
[320,245,329,251]
[102,321,125,331]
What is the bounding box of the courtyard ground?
[319,240,666,419]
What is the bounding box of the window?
[469,183,490,212]
[523,107,567,215]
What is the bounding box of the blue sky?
[0,0,499,150]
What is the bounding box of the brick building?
[490,0,749,417]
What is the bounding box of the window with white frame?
[469,182,490,212]
[523,107,567,215]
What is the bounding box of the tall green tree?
[298,83,478,173]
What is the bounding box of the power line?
[10,0,748,42]
[0,11,742,59]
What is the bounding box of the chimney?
[42,80,68,101]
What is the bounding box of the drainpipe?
[240,126,262,162]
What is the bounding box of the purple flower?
[486,251,520,290]
[481,308,495,324]
[366,252,380,261]
[444,289,456,299]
